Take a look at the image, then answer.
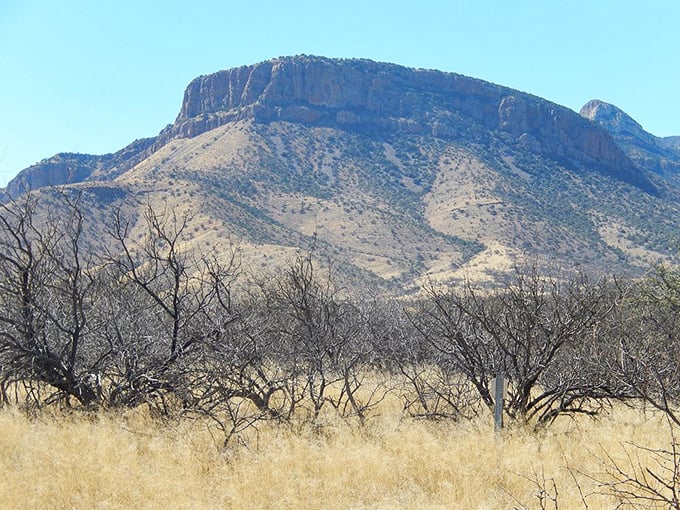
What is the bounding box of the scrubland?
[0,399,673,509]
[3,194,680,508]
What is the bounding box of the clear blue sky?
[1,0,678,185]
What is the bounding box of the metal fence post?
[494,372,505,432]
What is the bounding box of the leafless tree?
[414,264,627,425]
[246,254,385,422]
[614,266,680,425]
[103,202,240,413]
[592,266,680,507]
[0,190,101,406]
[365,296,481,420]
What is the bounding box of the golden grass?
[0,400,675,509]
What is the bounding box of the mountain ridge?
[9,56,657,195]
[163,56,656,193]
[6,137,156,196]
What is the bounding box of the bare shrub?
[414,264,629,426]
[0,190,102,407]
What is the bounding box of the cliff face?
[153,56,652,192]
[157,57,502,141]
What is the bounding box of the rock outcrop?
[581,100,654,141]
[580,99,680,176]
[6,137,156,197]
[157,56,654,192]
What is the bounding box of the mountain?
[6,56,680,291]
[580,99,680,177]
[6,137,156,197]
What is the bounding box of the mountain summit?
[580,99,680,176]
[6,56,680,289]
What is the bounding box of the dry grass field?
[0,399,674,509]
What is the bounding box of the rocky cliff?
[6,137,156,197]
[157,56,654,192]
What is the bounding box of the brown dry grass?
[0,399,674,509]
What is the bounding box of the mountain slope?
[6,56,680,290]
